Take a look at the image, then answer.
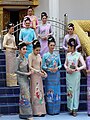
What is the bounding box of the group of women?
[3,6,87,120]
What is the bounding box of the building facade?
[0,0,39,31]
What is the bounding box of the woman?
[19,17,36,59]
[23,6,38,30]
[42,36,62,115]
[16,42,33,120]
[37,12,53,57]
[64,38,86,116]
[63,23,81,51]
[28,40,47,116]
[3,22,17,86]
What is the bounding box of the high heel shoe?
[27,117,34,120]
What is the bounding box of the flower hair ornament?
[71,41,75,46]
[34,41,38,45]
[9,23,13,26]
[48,38,52,41]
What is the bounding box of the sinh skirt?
[45,71,61,115]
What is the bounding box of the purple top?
[37,23,53,57]
[63,34,81,51]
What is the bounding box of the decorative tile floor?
[0,112,90,120]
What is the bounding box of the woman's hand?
[41,70,47,78]
[12,46,17,50]
[52,67,58,73]
[27,71,32,75]
[48,68,54,72]
[25,41,32,45]
[66,68,75,74]
[75,67,80,72]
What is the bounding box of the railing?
[0,15,68,50]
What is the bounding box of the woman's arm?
[15,58,31,76]
[3,35,13,49]
[42,55,48,71]
[76,54,86,71]
[63,36,68,51]
[58,55,62,69]
[76,35,81,50]
[28,54,40,73]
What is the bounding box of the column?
[49,0,60,20]
[49,0,60,49]
[0,7,3,49]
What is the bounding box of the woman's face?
[68,27,74,35]
[48,42,55,52]
[27,8,33,16]
[33,47,41,55]
[9,26,14,33]
[25,20,30,28]
[20,46,27,55]
[67,45,74,52]
[42,16,47,24]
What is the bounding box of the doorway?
[10,11,19,45]
[10,11,19,25]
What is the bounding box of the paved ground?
[0,112,90,120]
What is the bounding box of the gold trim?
[70,20,90,56]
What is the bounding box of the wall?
[35,0,90,22]
[59,0,90,22]
[35,0,49,19]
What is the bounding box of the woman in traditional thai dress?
[23,6,38,30]
[3,22,17,86]
[37,12,53,57]
[16,42,33,120]
[64,38,86,116]
[42,36,62,115]
[63,23,81,51]
[28,40,47,116]
[19,17,36,59]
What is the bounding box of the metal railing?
[0,15,68,50]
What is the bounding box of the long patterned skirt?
[5,50,17,86]
[45,71,61,115]
[30,73,46,115]
[18,76,33,119]
[66,71,80,111]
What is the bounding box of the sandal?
[72,111,77,117]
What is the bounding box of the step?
[0,103,19,115]
[0,87,20,95]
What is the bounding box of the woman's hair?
[67,38,77,49]
[48,35,56,45]
[41,12,48,19]
[18,42,27,50]
[24,17,31,22]
[7,22,14,29]
[32,39,41,49]
[27,6,33,10]
[68,23,74,30]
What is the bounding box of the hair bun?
[7,22,14,29]
[41,12,48,19]
[48,35,56,45]
[68,23,74,28]
[24,17,31,22]
[18,42,27,50]
[32,39,41,49]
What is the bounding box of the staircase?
[0,50,87,115]
[0,50,19,115]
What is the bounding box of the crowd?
[3,6,88,120]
